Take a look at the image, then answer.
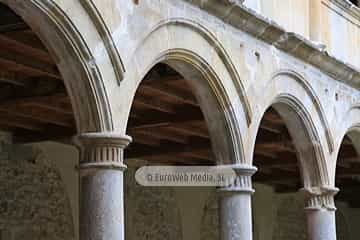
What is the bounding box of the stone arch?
[334,105,360,182]
[125,18,251,164]
[152,18,253,125]
[335,105,360,154]
[251,70,331,187]
[0,0,124,133]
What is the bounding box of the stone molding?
[185,0,360,90]
[302,186,339,211]
[76,132,132,170]
[273,70,334,154]
[79,0,125,84]
[218,164,257,193]
[150,18,252,126]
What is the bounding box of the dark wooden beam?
[133,94,176,113]
[138,81,198,106]
[0,33,52,63]
[0,48,60,79]
[128,106,204,129]
[0,97,74,127]
[129,127,189,144]
[0,115,44,131]
[0,4,29,33]
[126,138,211,159]
[0,70,27,86]
[338,145,358,159]
[263,109,283,124]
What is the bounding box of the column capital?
[301,186,339,211]
[75,132,132,171]
[218,164,257,193]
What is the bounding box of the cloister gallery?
[0,0,360,239]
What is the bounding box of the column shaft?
[219,164,257,240]
[77,133,131,240]
[220,192,253,240]
[303,186,338,240]
[306,209,336,240]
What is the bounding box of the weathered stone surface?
[272,194,307,240]
[0,145,74,240]
[200,189,219,240]
[1,1,360,240]
[125,167,182,240]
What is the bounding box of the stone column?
[303,186,339,240]
[218,164,257,240]
[77,132,132,240]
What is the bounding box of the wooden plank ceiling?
[0,3,359,206]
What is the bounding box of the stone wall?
[0,143,74,240]
[125,167,182,240]
[122,168,360,240]
[271,193,307,240]
[3,139,359,240]
[200,190,219,240]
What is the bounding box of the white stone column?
[76,132,132,240]
[218,164,257,240]
[303,186,339,240]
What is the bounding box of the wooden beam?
[0,115,43,131]
[0,70,26,86]
[129,117,209,139]
[0,33,52,63]
[129,106,204,129]
[255,129,294,152]
[1,30,47,53]
[181,149,214,161]
[263,109,283,124]
[260,120,284,133]
[144,73,184,83]
[336,165,360,178]
[133,94,176,113]
[165,124,210,138]
[0,100,74,127]
[126,139,211,159]
[138,81,198,106]
[0,48,60,79]
[338,145,358,159]
[129,154,212,165]
[130,132,161,146]
[16,94,73,115]
[129,127,189,144]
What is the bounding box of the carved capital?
[301,186,339,211]
[76,132,132,171]
[218,164,257,193]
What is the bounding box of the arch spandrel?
[250,70,333,188]
[122,18,252,165]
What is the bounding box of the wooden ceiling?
[1,3,360,206]
[0,4,74,142]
